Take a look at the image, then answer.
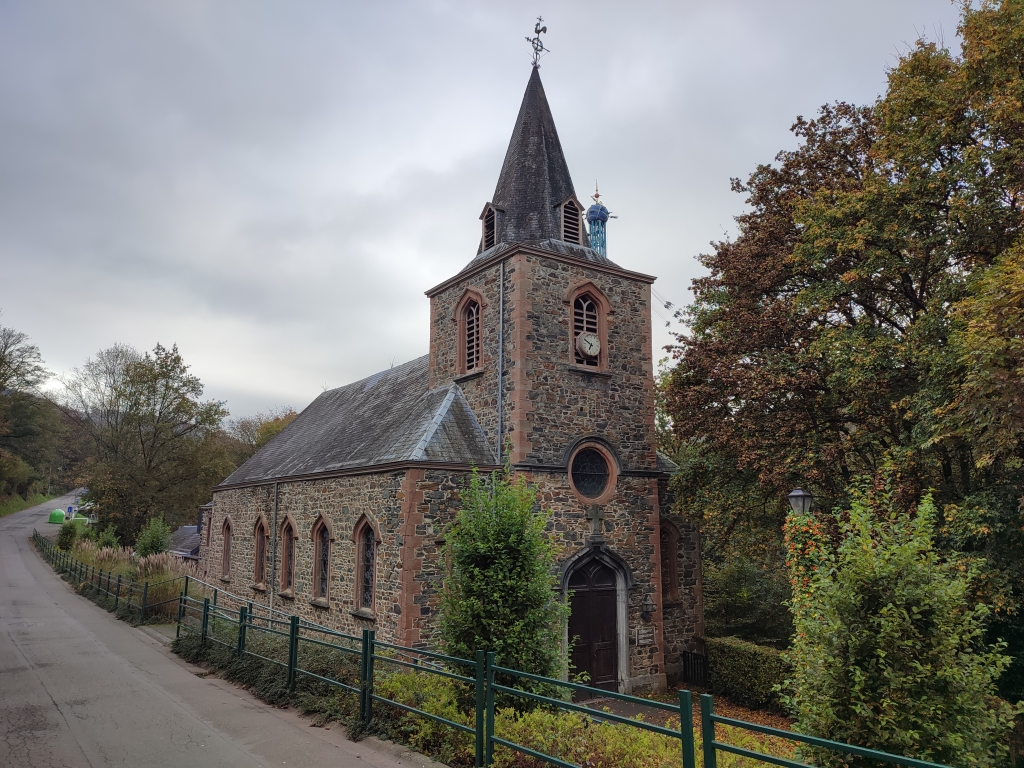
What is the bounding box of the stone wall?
[205,471,408,643]
[203,464,671,692]
[512,253,657,471]
[428,261,505,457]
[658,478,706,684]
[428,248,658,474]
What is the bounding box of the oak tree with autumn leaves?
[661,0,1024,744]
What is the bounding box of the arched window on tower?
[573,294,600,367]
[254,519,267,587]
[561,198,583,244]
[221,519,232,579]
[464,299,481,371]
[312,519,331,602]
[280,519,296,593]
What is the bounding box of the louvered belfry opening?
[574,295,599,366]
[562,199,582,244]
[464,299,481,371]
[482,207,496,250]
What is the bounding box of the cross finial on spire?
[525,16,548,67]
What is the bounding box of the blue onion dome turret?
[587,203,609,223]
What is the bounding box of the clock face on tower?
[576,332,601,360]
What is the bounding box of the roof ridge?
[408,384,459,461]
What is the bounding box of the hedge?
[706,636,790,710]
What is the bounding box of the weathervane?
[526,16,549,67]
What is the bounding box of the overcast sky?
[0,1,961,418]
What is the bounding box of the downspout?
[268,481,279,616]
[496,259,505,464]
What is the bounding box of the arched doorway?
[568,559,618,691]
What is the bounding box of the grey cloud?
[0,0,960,416]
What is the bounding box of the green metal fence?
[35,529,954,768]
[33,530,188,621]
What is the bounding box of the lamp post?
[787,488,813,515]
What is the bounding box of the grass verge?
[1,493,56,519]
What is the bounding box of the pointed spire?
[488,67,579,247]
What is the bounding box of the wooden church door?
[568,559,618,693]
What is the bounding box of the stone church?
[200,65,704,694]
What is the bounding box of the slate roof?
[218,356,495,488]
[482,67,590,253]
[169,525,201,560]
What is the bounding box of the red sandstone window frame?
[455,287,487,375]
[660,518,682,605]
[279,517,298,596]
[567,441,619,506]
[253,518,268,589]
[221,518,233,580]
[565,281,611,371]
[353,515,380,614]
[311,516,334,606]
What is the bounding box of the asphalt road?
[0,495,431,768]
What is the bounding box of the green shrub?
[96,525,119,549]
[438,468,568,678]
[706,636,789,709]
[134,517,171,557]
[784,482,1023,766]
[374,670,475,766]
[56,519,78,550]
[704,557,792,648]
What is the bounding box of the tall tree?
[664,0,1024,699]
[60,343,231,541]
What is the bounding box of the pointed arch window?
[567,282,610,371]
[354,517,377,612]
[280,519,296,594]
[312,519,331,603]
[573,294,599,366]
[561,199,583,244]
[456,288,486,375]
[254,519,267,587]
[464,300,481,371]
[221,519,232,579]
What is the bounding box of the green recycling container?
[48,509,66,524]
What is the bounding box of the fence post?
[475,650,486,768]
[184,575,189,600]
[140,581,149,622]
[114,575,122,609]
[700,694,717,768]
[485,651,496,767]
[237,606,247,655]
[287,615,299,691]
[201,597,210,648]
[359,629,370,723]
[680,690,696,768]
[176,592,184,639]
[363,629,376,724]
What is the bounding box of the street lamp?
[787,488,814,515]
